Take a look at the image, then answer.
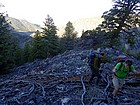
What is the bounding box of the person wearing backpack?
[112,59,140,100]
[88,51,105,85]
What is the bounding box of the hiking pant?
[89,66,100,85]
[112,75,125,89]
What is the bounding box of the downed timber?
[125,78,140,85]
[0,71,139,105]
[81,76,86,105]
[89,97,108,105]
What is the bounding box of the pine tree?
[0,13,18,72]
[23,42,33,62]
[61,21,77,52]
[14,46,24,65]
[42,15,59,57]
[31,31,48,59]
[100,0,140,47]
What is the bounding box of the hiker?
[88,52,105,85]
[112,59,140,98]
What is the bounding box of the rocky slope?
[0,48,140,105]
[6,17,42,32]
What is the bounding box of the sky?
[0,0,112,26]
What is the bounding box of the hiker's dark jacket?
[90,55,101,71]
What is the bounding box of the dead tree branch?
[81,76,86,105]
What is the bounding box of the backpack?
[87,50,100,66]
[87,53,95,66]
[114,55,130,72]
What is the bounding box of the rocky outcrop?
[119,28,140,53]
[0,48,140,105]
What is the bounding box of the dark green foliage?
[81,30,94,39]
[100,0,140,47]
[136,52,140,60]
[23,42,33,62]
[42,15,59,57]
[63,21,77,38]
[104,30,120,47]
[31,36,48,59]
[0,13,20,72]
[60,21,77,52]
[14,46,24,65]
[127,38,135,45]
[80,29,107,49]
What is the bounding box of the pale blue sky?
[0,0,112,26]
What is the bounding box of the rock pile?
[0,48,140,105]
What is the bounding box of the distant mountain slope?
[4,17,42,47]
[57,16,104,37]
[6,17,42,32]
[6,16,103,37]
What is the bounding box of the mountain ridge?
[6,16,42,32]
[6,16,103,37]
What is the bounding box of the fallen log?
[81,76,86,105]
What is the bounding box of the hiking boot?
[88,81,93,86]
[113,96,118,105]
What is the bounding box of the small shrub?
[121,45,127,53]
[127,38,135,45]
[103,55,111,63]
[136,52,140,60]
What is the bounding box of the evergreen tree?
[14,46,24,65]
[61,21,77,52]
[100,0,140,47]
[0,13,18,71]
[31,30,48,59]
[42,15,59,57]
[23,42,33,62]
